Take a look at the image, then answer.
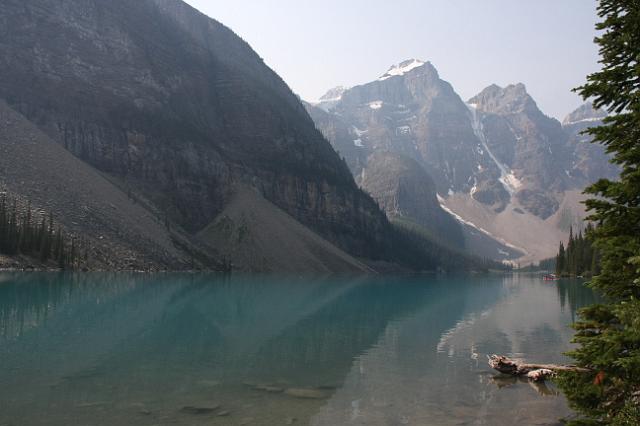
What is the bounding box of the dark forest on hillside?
[0,196,80,268]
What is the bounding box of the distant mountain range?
[306,59,617,263]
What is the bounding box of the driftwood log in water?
[488,355,590,382]
[489,374,560,396]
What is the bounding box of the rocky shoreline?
[0,254,220,274]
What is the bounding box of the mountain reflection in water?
[0,273,597,425]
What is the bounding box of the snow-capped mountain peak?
[379,59,426,81]
[319,86,348,102]
[312,86,350,111]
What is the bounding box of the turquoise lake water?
[0,273,598,425]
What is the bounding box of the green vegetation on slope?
[390,219,511,273]
[0,196,81,269]
[556,1,640,424]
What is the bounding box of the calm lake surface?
[0,273,598,426]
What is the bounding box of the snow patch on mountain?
[470,178,478,196]
[311,86,349,111]
[500,172,522,192]
[379,59,425,81]
[368,100,383,110]
[318,86,347,102]
[351,125,368,137]
[437,195,525,253]
[562,117,603,126]
[396,125,411,135]
[468,104,522,194]
[438,195,495,237]
[399,115,418,123]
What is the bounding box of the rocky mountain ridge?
[308,59,617,263]
[562,103,618,185]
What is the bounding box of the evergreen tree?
[557,241,566,275]
[555,227,600,278]
[567,226,576,275]
[0,196,84,270]
[557,1,640,424]
[69,238,76,268]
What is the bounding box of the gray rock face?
[305,102,371,176]
[307,61,518,253]
[307,61,526,215]
[325,59,497,198]
[320,87,348,102]
[0,0,390,260]
[0,100,210,271]
[563,102,607,125]
[309,61,616,222]
[314,86,348,111]
[562,103,618,184]
[308,60,619,261]
[468,83,572,219]
[357,151,464,248]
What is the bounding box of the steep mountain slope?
[305,102,369,176]
[0,100,212,270]
[354,151,525,260]
[309,60,616,263]
[468,84,572,218]
[198,186,372,274]
[313,59,501,198]
[356,151,464,249]
[563,103,618,184]
[0,0,394,268]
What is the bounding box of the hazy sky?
[185,0,600,120]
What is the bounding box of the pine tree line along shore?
[555,225,600,278]
[0,195,82,270]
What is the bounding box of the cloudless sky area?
[185,0,599,120]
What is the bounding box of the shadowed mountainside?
[0,0,434,272]
[0,100,216,270]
